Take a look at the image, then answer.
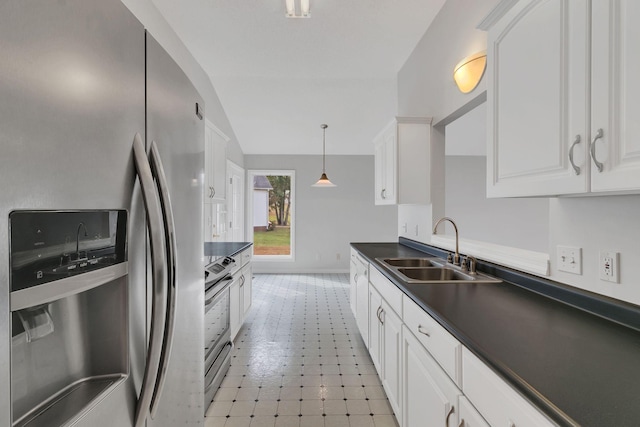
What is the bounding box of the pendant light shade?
[312,124,336,187]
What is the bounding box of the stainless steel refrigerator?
[0,1,205,426]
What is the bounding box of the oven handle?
[148,140,178,418]
[132,134,168,427]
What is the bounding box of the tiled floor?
[205,273,399,427]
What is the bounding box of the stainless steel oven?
[203,257,235,410]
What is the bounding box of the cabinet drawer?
[402,295,461,385]
[462,348,556,427]
[240,248,252,267]
[350,248,358,263]
[369,266,402,316]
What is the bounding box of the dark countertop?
[351,242,640,427]
[204,242,252,258]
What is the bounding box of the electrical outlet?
[557,246,582,275]
[599,251,619,283]
[336,253,341,261]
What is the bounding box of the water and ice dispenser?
[9,211,129,427]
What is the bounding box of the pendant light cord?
[322,125,326,173]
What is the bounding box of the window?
[247,170,295,260]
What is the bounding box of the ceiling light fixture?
[312,124,336,188]
[285,0,310,18]
[453,51,487,94]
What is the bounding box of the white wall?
[445,156,549,252]
[120,0,244,166]
[244,155,397,273]
[397,0,499,121]
[550,196,640,306]
[397,0,640,306]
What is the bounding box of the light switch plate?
[599,251,619,283]
[557,246,582,275]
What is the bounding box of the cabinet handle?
[354,273,359,283]
[381,188,386,199]
[445,405,455,427]
[379,307,384,325]
[568,134,581,175]
[590,128,604,172]
[212,187,216,197]
[417,325,430,337]
[458,419,465,427]
[376,306,382,323]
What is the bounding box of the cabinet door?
[229,278,242,341]
[355,262,369,347]
[590,0,640,192]
[403,326,460,427]
[374,122,397,205]
[381,301,402,425]
[486,0,589,197]
[368,286,383,375]
[205,120,227,202]
[349,259,357,317]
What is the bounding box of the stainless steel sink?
[376,257,501,284]
[381,258,443,268]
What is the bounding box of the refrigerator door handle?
[148,140,179,417]
[132,134,169,427]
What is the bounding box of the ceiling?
[151,0,446,155]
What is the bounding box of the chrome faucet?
[433,217,460,266]
[76,222,88,260]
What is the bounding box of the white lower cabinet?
[458,396,490,427]
[230,248,252,342]
[402,325,461,427]
[351,252,556,427]
[368,286,383,374]
[462,348,556,427]
[241,263,252,316]
[368,286,403,424]
[355,255,369,347]
[380,299,402,424]
[349,249,357,316]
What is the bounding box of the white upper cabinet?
[204,120,229,203]
[483,0,640,197]
[374,117,432,205]
[590,0,640,192]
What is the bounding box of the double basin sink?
[376,257,501,284]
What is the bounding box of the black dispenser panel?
[9,210,128,292]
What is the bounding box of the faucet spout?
[76,222,88,260]
[433,217,460,266]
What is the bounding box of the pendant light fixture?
[312,124,337,187]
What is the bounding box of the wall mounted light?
[453,51,487,94]
[312,124,336,187]
[285,0,310,18]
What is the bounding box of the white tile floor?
[205,273,399,427]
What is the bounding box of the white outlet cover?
[599,251,619,283]
[557,246,582,275]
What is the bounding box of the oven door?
[204,278,232,408]
[204,279,231,364]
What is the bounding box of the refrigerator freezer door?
[144,33,205,426]
[0,1,145,426]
